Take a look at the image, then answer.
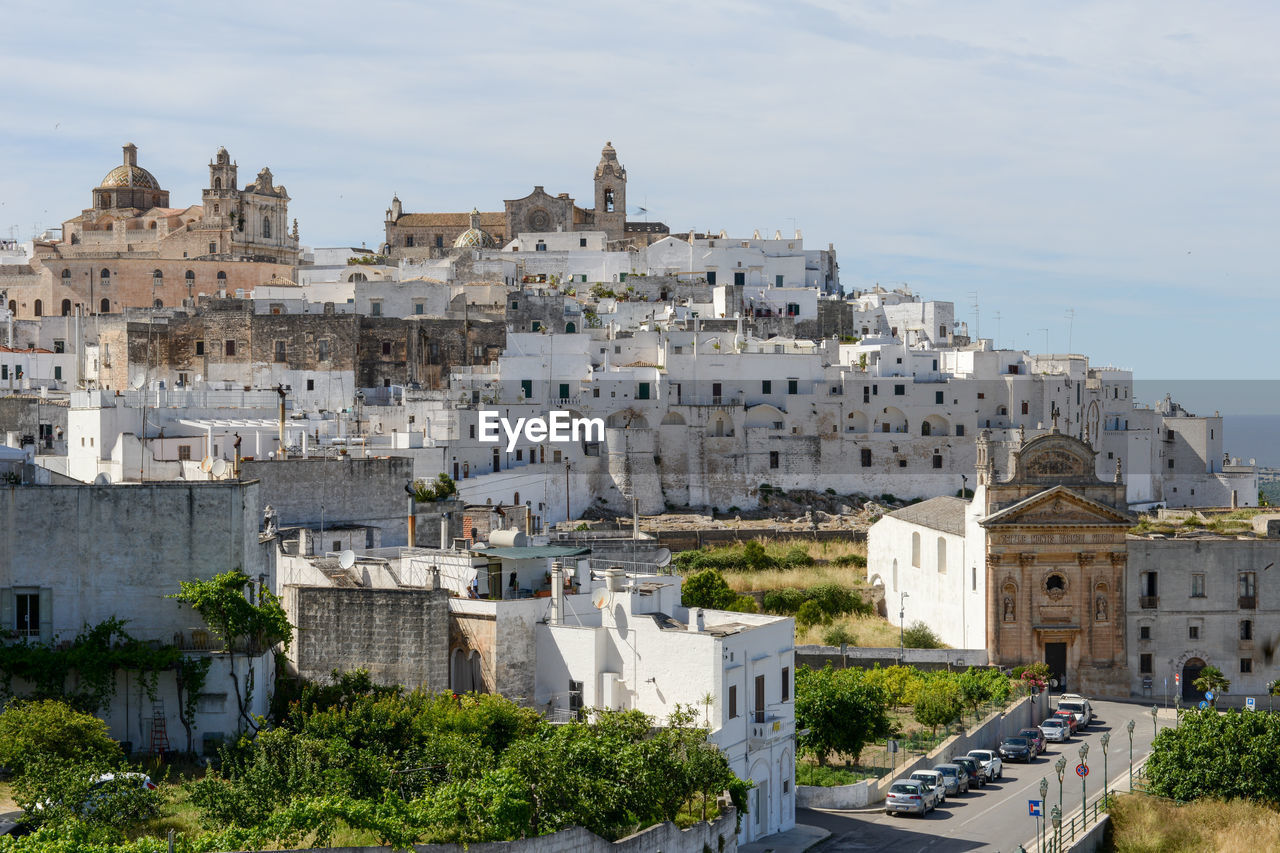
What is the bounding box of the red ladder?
[148,702,169,755]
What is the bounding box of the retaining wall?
[795,645,989,673]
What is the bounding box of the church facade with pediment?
[978,427,1133,696]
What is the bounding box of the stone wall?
[220,808,736,853]
[794,645,989,673]
[285,585,449,691]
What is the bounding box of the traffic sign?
[1205,690,1215,701]
[1246,698,1256,711]
[1175,672,1181,686]
[1198,701,1208,710]
[1075,763,1089,778]
[1029,799,1043,817]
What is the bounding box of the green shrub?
[761,587,806,615]
[822,624,857,649]
[832,553,868,568]
[780,544,814,568]
[727,595,758,613]
[901,621,944,649]
[0,700,123,778]
[681,568,737,610]
[796,763,871,786]
[796,600,829,628]
[806,583,868,618]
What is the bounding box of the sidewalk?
[740,823,830,853]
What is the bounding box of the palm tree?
[1192,665,1230,706]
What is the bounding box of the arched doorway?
[1182,658,1206,701]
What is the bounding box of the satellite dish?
[93,472,111,485]
[654,548,672,568]
[210,458,228,477]
[592,588,610,610]
[199,456,213,473]
[338,549,356,570]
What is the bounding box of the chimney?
[696,608,705,632]
[549,562,563,626]
[1231,490,1238,509]
[440,512,451,549]
[606,566,625,593]
[123,143,138,167]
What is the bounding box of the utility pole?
[898,591,909,663]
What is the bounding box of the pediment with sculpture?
[982,485,1135,529]
[1007,432,1100,485]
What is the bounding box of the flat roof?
[476,545,592,559]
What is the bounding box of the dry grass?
[795,613,902,648]
[1110,794,1280,853]
[723,563,867,594]
[0,781,14,812]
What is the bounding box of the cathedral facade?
[382,142,668,261]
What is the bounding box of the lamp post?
[1100,731,1111,806]
[1126,719,1136,792]
[1055,755,1067,815]
[1051,805,1062,852]
[898,591,909,663]
[1039,777,1049,852]
[1078,742,1090,827]
[1150,704,1158,737]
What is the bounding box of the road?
[804,699,1165,853]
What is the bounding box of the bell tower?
[593,141,626,242]
[204,147,239,237]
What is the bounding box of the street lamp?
[898,591,910,663]
[1039,777,1049,852]
[1078,742,1090,827]
[1055,755,1067,815]
[1150,704,1158,737]
[1126,719,1136,792]
[1051,805,1062,852]
[1100,732,1111,805]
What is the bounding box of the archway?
[565,321,576,333]
[1182,658,1206,701]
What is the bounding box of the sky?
[2,1,1278,383]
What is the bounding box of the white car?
[967,749,1003,781]
[1057,695,1093,728]
[910,770,947,806]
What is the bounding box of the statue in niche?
[1095,594,1108,622]
[1003,596,1016,622]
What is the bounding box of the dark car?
[1019,727,1047,756]
[952,755,985,788]
[999,736,1033,763]
[1054,709,1080,735]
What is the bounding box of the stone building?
[383,142,668,260]
[7,145,297,319]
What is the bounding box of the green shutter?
[0,589,12,633]
[39,588,52,642]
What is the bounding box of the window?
[1240,572,1256,607]
[306,379,314,391]
[209,241,217,254]
[381,341,392,356]
[734,271,745,286]
[932,454,943,469]
[1168,458,1175,469]
[178,445,192,461]
[782,667,790,701]
[1140,654,1152,674]
[769,450,779,469]
[706,271,716,285]
[33,300,42,317]
[936,537,946,573]
[216,271,226,281]
[1139,625,1151,640]
[894,384,905,395]
[728,685,738,719]
[262,216,271,238]
[100,298,110,313]
[274,341,286,363]
[1188,625,1200,640]
[762,380,771,394]
[1046,574,1066,593]
[54,366,62,381]
[754,674,765,723]
[956,424,965,436]
[429,342,440,363]
[935,390,944,404]
[61,269,71,281]
[898,459,907,467]
[152,269,163,286]
[12,591,41,638]
[371,301,382,316]
[1241,658,1253,674]
[637,382,650,400]
[531,321,541,331]
[580,237,587,247]
[1241,620,1253,640]
[435,234,443,248]
[972,566,977,591]
[860,448,872,467]
[317,340,330,361]
[521,379,533,399]
[100,268,110,282]
[185,270,195,284]
[569,680,584,720]
[224,340,236,356]
[195,341,205,356]
[787,379,798,395]
[1191,574,1205,598]
[54,340,65,354]
[977,392,985,399]
[414,302,424,315]
[911,532,921,567]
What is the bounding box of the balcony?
[1239,595,1256,610]
[1139,596,1158,610]
[748,711,794,750]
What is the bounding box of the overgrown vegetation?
[1144,707,1280,803]
[411,473,458,503]
[1109,794,1280,853]
[901,621,944,649]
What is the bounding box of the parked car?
[1040,717,1070,743]
[999,736,1033,763]
[967,749,1004,781]
[933,763,969,795]
[1019,727,1047,756]
[1057,695,1094,728]
[1054,709,1081,735]
[885,779,933,816]
[910,770,947,806]
[953,755,985,789]
[32,772,158,819]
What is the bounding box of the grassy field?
[1110,794,1280,853]
[0,781,14,812]
[795,613,902,648]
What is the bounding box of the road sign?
[1205,690,1214,701]
[1075,763,1089,778]
[1029,799,1043,817]
[1198,701,1208,710]
[1246,698,1256,711]
[1175,672,1181,686]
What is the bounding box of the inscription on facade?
[993,532,1114,545]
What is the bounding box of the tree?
[680,568,736,610]
[1192,665,1230,704]
[169,570,293,731]
[1145,709,1280,803]
[795,600,829,629]
[913,676,963,736]
[902,620,944,649]
[0,699,122,778]
[794,665,891,766]
[741,540,772,570]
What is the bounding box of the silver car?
[1040,717,1070,743]
[885,779,932,816]
[933,763,970,795]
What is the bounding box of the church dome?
[99,163,161,190]
[454,227,495,248]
